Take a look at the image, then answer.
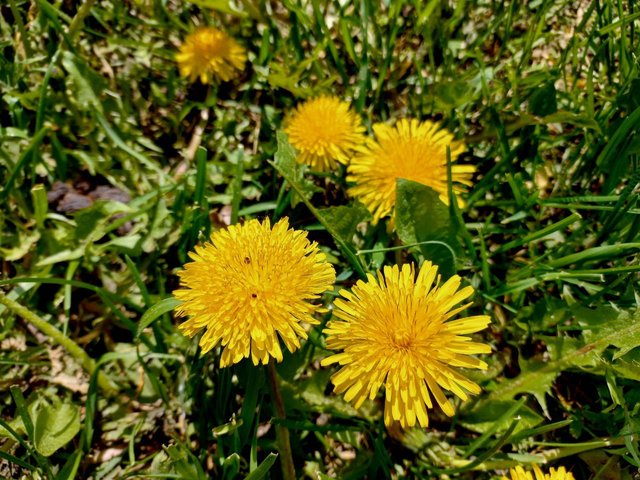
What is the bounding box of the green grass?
[1,0,639,478]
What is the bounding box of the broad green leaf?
[137,297,182,336]
[273,131,321,206]
[434,79,475,109]
[317,204,370,245]
[33,401,81,457]
[528,81,557,116]
[395,179,459,277]
[459,399,543,435]
[579,308,640,359]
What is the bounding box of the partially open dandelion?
[284,96,366,171]
[347,118,472,224]
[176,26,246,84]
[174,218,335,367]
[502,465,576,480]
[322,262,490,428]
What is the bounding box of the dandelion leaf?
[317,203,370,245]
[459,399,543,434]
[33,400,81,457]
[274,131,322,206]
[395,179,460,278]
[485,307,640,412]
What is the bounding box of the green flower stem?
[267,360,296,480]
[0,291,117,396]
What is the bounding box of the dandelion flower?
[174,218,335,367]
[322,262,490,428]
[284,96,366,171]
[502,465,576,480]
[176,26,246,84]
[347,118,472,224]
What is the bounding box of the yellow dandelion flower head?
[174,218,336,367]
[321,262,491,428]
[284,96,366,171]
[176,26,246,84]
[501,465,576,480]
[347,118,473,224]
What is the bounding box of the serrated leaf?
[273,131,321,206]
[579,308,640,359]
[611,349,640,381]
[33,401,81,457]
[273,131,299,176]
[516,358,557,415]
[282,369,361,418]
[542,111,601,132]
[395,179,459,278]
[484,308,640,409]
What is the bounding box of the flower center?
[390,328,414,350]
[194,36,228,62]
